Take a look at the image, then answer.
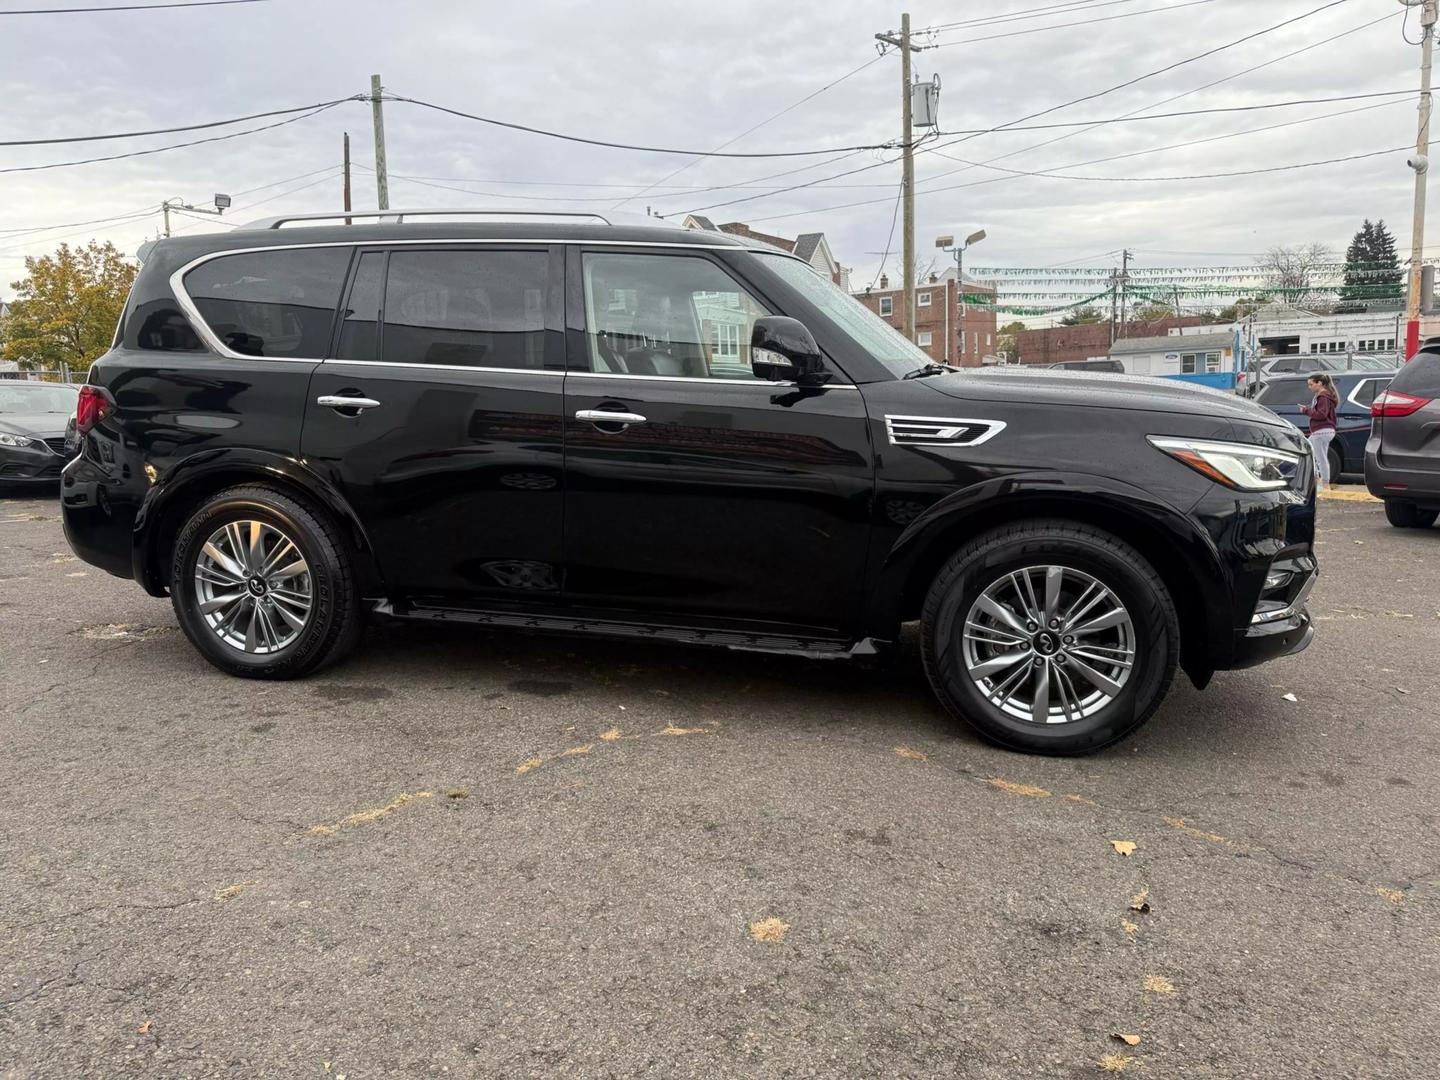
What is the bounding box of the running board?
[371,600,877,659]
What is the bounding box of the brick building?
[682,216,849,290]
[852,269,998,367]
[1014,316,1223,366]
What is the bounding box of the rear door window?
[382,250,551,369]
[1256,381,1314,406]
[183,247,349,357]
[1389,352,1440,397]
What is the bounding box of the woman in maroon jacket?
[1300,372,1339,490]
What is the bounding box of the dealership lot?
[2,493,1437,1078]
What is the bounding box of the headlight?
[1148,436,1302,491]
[0,432,35,448]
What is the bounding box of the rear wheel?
[1384,500,1439,529]
[920,521,1179,755]
[170,484,363,678]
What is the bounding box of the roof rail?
[240,208,629,230]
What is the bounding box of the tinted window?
[581,252,771,379]
[184,248,348,357]
[338,251,384,362]
[383,250,548,369]
[1349,378,1389,407]
[1267,358,1299,373]
[1389,352,1440,398]
[1257,380,1315,406]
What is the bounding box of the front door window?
[581,253,771,380]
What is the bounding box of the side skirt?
[369,599,885,661]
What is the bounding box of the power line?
[709,0,1368,219]
[0,101,348,174]
[610,52,890,210]
[936,144,1409,183]
[0,0,267,12]
[926,0,1222,48]
[171,169,344,233]
[916,0,1146,34]
[380,93,903,158]
[0,98,363,147]
[868,183,904,290]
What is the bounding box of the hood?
[921,366,1291,427]
[0,413,69,438]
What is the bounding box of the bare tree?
[1255,243,1334,307]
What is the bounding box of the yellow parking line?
[1318,488,1380,503]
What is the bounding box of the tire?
[920,520,1180,756]
[1384,500,1439,529]
[170,484,363,678]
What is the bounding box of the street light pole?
[1406,0,1437,358]
[161,194,231,238]
[938,229,985,365]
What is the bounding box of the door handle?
[576,409,647,427]
[317,394,382,411]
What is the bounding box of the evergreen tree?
[1341,219,1403,303]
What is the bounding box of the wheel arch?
[133,450,383,597]
[867,475,1230,688]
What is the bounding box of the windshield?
[0,383,77,414]
[755,253,935,378]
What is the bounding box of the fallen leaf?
[1162,816,1227,844]
[1112,1033,1141,1047]
[1375,886,1405,905]
[748,917,789,943]
[894,746,928,762]
[1129,888,1150,913]
[515,757,542,775]
[560,743,593,757]
[1099,1053,1133,1072]
[1120,919,1140,936]
[135,1021,152,1035]
[1282,692,1298,703]
[657,724,709,736]
[599,728,622,742]
[987,778,1051,798]
[446,789,469,799]
[213,880,256,902]
[308,792,434,834]
[1064,793,1097,805]
[1142,974,1176,994]
[1110,840,1137,857]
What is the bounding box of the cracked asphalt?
[2,489,1438,1078]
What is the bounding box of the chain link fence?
[0,365,77,383]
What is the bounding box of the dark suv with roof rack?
[62,209,1316,755]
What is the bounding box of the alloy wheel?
[193,520,313,654]
[960,564,1136,725]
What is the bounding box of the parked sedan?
[1240,353,1395,398]
[1366,348,1440,528]
[1257,370,1395,481]
[0,381,80,490]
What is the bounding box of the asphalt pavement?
[2,489,1437,1079]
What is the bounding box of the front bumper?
[1230,607,1313,669]
[0,442,71,484]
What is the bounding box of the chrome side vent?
[884,415,1007,447]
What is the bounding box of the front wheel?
[170,484,363,678]
[1384,500,1439,529]
[921,521,1180,755]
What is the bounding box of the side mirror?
[750,316,828,385]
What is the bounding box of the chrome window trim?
[566,370,858,390]
[322,358,565,377]
[884,415,1007,447]
[1345,377,1388,411]
[169,238,809,363]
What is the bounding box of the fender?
[131,447,383,596]
[861,470,1233,672]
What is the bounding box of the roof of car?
[1109,331,1234,355]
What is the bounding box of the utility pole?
[1406,0,1437,358]
[342,132,353,224]
[370,74,390,211]
[1117,248,1133,339]
[875,15,926,342]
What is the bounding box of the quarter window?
[381,250,549,369]
[879,296,893,316]
[1350,378,1388,408]
[183,247,349,357]
[581,252,771,379]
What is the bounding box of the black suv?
[62,210,1316,755]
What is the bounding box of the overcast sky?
[0,0,1428,315]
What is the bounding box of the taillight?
[1371,390,1431,417]
[74,384,113,434]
